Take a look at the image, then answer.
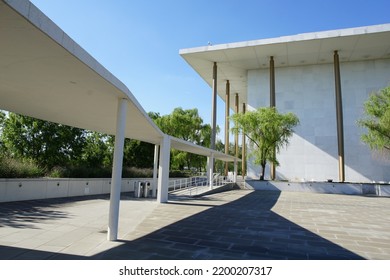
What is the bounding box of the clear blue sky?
[30,0,390,138]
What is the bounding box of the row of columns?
[213,50,345,182]
[212,63,243,180]
[108,50,345,241]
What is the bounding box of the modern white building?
[180,24,390,183]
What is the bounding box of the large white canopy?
[0,0,237,162]
[180,23,390,109]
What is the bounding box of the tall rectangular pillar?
[211,62,217,150]
[242,103,246,177]
[333,51,345,182]
[234,93,239,159]
[224,80,230,176]
[208,62,217,185]
[108,98,127,241]
[270,56,276,180]
[152,144,159,198]
[270,56,276,107]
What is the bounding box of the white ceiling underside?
[0,0,238,163]
[180,24,390,109]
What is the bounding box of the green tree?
[0,111,5,152]
[81,132,112,168]
[1,113,86,169]
[123,139,154,169]
[231,107,299,180]
[358,86,390,154]
[214,141,243,175]
[154,107,215,171]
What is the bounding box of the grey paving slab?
[1,190,390,259]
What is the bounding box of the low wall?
[245,180,390,197]
[0,178,154,203]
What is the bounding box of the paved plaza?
[0,189,390,259]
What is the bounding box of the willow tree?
[231,107,299,180]
[154,107,215,171]
[358,86,390,155]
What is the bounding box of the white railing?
[168,173,233,197]
[168,176,208,192]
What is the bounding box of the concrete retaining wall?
[0,178,153,203]
[245,180,390,197]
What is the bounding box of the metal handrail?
[168,173,233,196]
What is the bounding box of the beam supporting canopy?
[108,98,127,241]
[170,136,239,162]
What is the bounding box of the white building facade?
[181,24,390,183]
[248,58,390,182]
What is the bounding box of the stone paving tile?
[1,190,390,259]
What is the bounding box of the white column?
[206,157,210,182]
[224,80,230,176]
[209,152,214,189]
[157,135,170,203]
[152,144,159,198]
[233,159,238,183]
[108,98,127,241]
[211,62,217,151]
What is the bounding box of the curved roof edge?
[3,0,163,138]
[1,0,240,163]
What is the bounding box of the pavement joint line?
[1,189,390,259]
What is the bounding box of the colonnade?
[211,50,345,182]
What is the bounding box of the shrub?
[122,166,153,178]
[0,157,45,178]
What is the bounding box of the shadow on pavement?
[0,245,88,260]
[92,191,364,260]
[0,199,71,229]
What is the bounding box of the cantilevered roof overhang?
[0,0,163,144]
[0,0,238,163]
[180,24,390,109]
[170,136,239,162]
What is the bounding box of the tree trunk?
[260,162,266,180]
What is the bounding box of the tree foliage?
[0,108,218,177]
[231,107,299,180]
[154,107,216,171]
[1,113,85,169]
[358,86,390,155]
[81,132,113,168]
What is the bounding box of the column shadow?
[92,191,364,260]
